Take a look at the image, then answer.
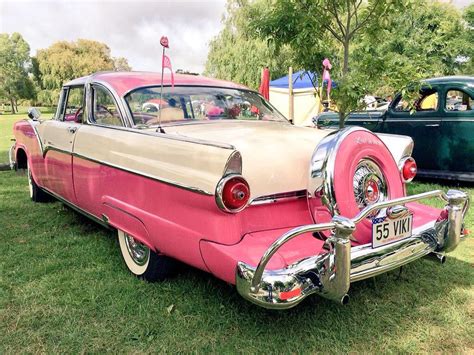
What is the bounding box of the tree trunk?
[10,97,16,114]
[338,111,345,129]
[343,39,350,75]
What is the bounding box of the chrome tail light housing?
[399,157,417,182]
[216,174,251,213]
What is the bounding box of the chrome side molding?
[236,189,469,309]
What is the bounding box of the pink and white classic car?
[10,72,469,309]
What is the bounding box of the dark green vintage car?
[316,76,474,182]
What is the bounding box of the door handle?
[68,127,78,134]
[426,124,440,127]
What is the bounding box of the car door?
[72,83,128,217]
[344,110,385,131]
[440,85,474,175]
[381,87,442,171]
[36,85,84,203]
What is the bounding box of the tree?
[113,57,132,72]
[353,0,471,97]
[36,39,131,99]
[0,33,35,113]
[250,0,409,127]
[205,0,294,89]
[461,3,474,74]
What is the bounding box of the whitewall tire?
[27,163,51,202]
[117,230,177,282]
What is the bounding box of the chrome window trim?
[87,82,128,128]
[81,78,236,150]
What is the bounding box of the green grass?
[0,108,53,163]
[0,172,473,353]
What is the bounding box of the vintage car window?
[62,86,84,123]
[445,89,473,112]
[92,85,123,127]
[393,89,438,112]
[417,91,438,111]
[55,88,68,120]
[125,86,287,126]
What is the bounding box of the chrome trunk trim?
[236,189,469,309]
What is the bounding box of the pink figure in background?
[259,67,270,100]
[322,58,332,103]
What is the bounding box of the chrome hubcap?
[353,159,387,211]
[124,233,149,265]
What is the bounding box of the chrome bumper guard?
[236,190,469,309]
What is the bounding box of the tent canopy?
[270,70,318,90]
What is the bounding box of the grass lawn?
[0,170,473,353]
[0,108,53,163]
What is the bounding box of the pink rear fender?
[72,155,316,272]
[200,228,326,284]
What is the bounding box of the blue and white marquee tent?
[269,71,321,126]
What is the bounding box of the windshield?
[124,86,287,126]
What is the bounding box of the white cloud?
[0,0,227,73]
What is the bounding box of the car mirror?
[28,107,42,121]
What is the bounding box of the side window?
[63,86,85,123]
[393,89,438,112]
[55,88,68,120]
[92,85,123,126]
[445,89,473,112]
[417,91,438,111]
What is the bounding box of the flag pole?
[157,36,169,133]
[157,46,166,133]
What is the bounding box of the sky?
[0,0,227,74]
[0,0,472,74]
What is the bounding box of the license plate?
[372,214,413,248]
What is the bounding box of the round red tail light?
[401,157,417,182]
[216,175,250,212]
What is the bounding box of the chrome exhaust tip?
[427,252,446,264]
[341,294,350,305]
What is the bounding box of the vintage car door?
[381,87,443,171]
[36,85,84,203]
[72,83,129,217]
[440,85,474,177]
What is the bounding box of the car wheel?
[117,230,176,282]
[27,163,51,202]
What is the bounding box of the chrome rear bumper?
[236,189,469,309]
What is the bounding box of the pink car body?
[10,72,469,309]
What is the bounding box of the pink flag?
[162,54,174,87]
[259,67,270,100]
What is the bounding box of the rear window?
[124,86,287,126]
